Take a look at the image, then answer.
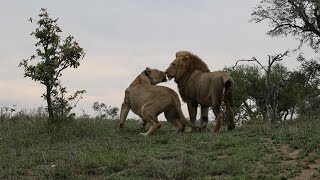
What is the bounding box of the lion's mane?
[175,51,210,101]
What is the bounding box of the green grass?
[0,117,319,179]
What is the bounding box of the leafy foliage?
[225,65,264,122]
[251,0,320,52]
[226,52,290,121]
[18,8,85,123]
[51,85,86,120]
[295,55,320,117]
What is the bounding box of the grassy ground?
[0,117,319,179]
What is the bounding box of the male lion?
[165,51,235,132]
[117,67,204,136]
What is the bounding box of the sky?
[0,1,316,119]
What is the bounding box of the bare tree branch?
[233,57,268,72]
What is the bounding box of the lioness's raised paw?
[140,133,148,136]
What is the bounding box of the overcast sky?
[0,1,316,119]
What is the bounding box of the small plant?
[0,105,16,121]
[92,102,119,119]
[51,84,86,120]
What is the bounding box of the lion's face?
[165,58,181,81]
[165,51,191,82]
[145,67,167,85]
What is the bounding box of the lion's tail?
[224,80,231,93]
[223,75,234,104]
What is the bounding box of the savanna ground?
[0,115,319,179]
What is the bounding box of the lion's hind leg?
[211,89,223,133]
[225,100,235,130]
[141,122,161,136]
[164,109,186,133]
[212,107,223,133]
[211,85,224,133]
[199,105,209,131]
[141,108,161,136]
[139,118,147,132]
[224,89,235,130]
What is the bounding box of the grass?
[0,117,319,179]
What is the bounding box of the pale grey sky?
[0,1,315,118]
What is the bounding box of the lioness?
[117,67,204,136]
[165,51,235,132]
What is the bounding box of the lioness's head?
[165,51,192,82]
[144,67,167,85]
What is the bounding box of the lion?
[165,51,235,132]
[117,67,204,136]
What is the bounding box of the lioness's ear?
[145,67,151,76]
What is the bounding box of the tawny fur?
[165,51,235,132]
[117,67,204,136]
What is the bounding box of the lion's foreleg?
[187,102,198,131]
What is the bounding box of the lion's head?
[165,51,210,82]
[145,67,167,85]
[165,51,210,101]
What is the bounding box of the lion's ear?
[176,51,190,57]
[180,54,190,63]
[176,51,190,60]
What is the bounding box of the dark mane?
[175,51,210,101]
[186,52,210,73]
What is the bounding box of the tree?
[232,52,289,121]
[229,52,298,121]
[295,55,320,118]
[251,0,320,52]
[227,57,320,121]
[251,0,320,120]
[19,9,85,123]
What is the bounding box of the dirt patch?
[263,138,319,179]
[295,159,320,180]
[279,144,300,165]
[279,145,319,179]
[310,159,320,169]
